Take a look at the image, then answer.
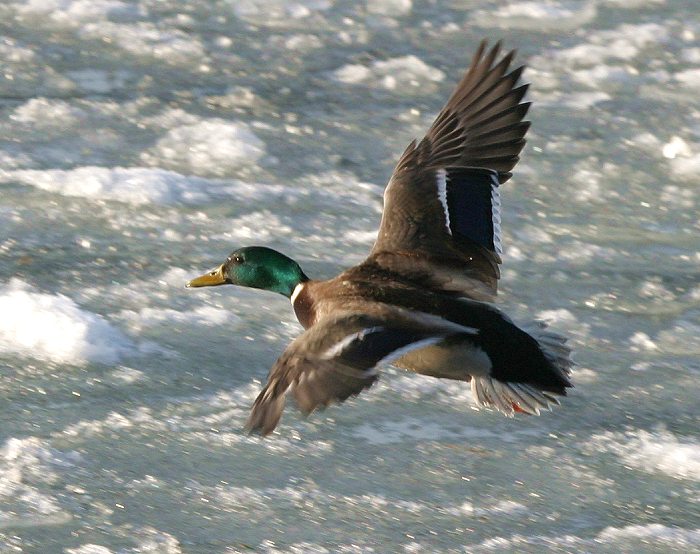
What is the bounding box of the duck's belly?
[394,340,491,381]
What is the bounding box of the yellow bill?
[186,264,227,288]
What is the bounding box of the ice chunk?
[65,546,114,554]
[473,1,596,31]
[598,524,700,547]
[230,0,331,26]
[671,153,700,178]
[0,279,131,365]
[662,136,692,159]
[332,56,444,93]
[120,306,241,333]
[586,426,700,481]
[2,167,221,206]
[0,436,78,527]
[676,68,700,89]
[11,98,87,129]
[366,0,412,16]
[143,119,266,177]
[629,331,657,352]
[10,0,133,22]
[531,23,669,69]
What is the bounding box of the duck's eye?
[231,255,243,264]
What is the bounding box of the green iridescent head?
[186,246,308,298]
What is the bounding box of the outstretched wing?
[246,313,448,436]
[369,40,529,298]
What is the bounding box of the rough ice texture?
[366,0,412,16]
[87,22,207,65]
[445,499,527,518]
[0,436,78,528]
[11,98,88,130]
[655,321,700,356]
[332,56,444,92]
[473,1,597,31]
[230,0,332,26]
[142,119,266,176]
[675,68,700,88]
[2,167,221,206]
[0,279,131,365]
[535,308,590,339]
[350,415,535,445]
[65,546,114,554]
[8,1,204,65]
[464,524,700,551]
[662,136,692,160]
[65,525,182,554]
[120,306,241,333]
[531,23,669,69]
[585,426,700,481]
[600,0,663,5]
[596,524,700,547]
[9,0,134,22]
[629,331,657,352]
[671,153,700,179]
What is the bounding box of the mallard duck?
[187,40,573,436]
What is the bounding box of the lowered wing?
[246,313,452,435]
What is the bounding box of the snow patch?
[531,23,669,70]
[629,332,657,352]
[119,526,182,554]
[535,308,590,338]
[474,1,596,31]
[2,167,222,206]
[655,321,700,356]
[675,68,700,89]
[230,0,332,26]
[0,279,131,365]
[333,56,444,92]
[121,306,241,333]
[351,416,535,445]
[143,119,266,176]
[10,98,87,130]
[662,136,692,159]
[10,0,134,22]
[671,153,700,179]
[366,0,412,16]
[446,499,527,518]
[585,427,700,481]
[0,436,79,528]
[81,22,206,65]
[597,524,700,547]
[65,546,114,554]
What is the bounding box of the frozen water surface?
[0,0,698,552]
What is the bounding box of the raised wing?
[245,313,448,435]
[369,40,529,298]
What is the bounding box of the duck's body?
[188,41,573,436]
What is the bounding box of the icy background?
[1,0,699,552]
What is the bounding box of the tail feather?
[471,320,574,417]
[526,321,574,378]
[471,378,563,416]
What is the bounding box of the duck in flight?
[187,40,573,436]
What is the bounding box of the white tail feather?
[471,377,561,416]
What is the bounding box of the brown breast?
[292,283,316,329]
